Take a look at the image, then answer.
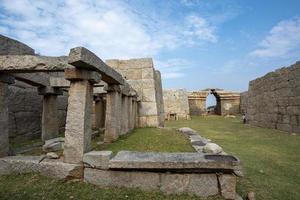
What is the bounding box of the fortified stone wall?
[240,92,248,114]
[163,89,190,120]
[247,61,300,133]
[106,58,164,127]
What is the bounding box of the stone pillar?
[63,68,100,164]
[121,95,129,135]
[94,95,106,130]
[135,100,140,128]
[38,87,63,141]
[104,85,122,143]
[0,74,14,157]
[128,96,134,131]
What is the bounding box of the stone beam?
[13,73,50,87]
[68,47,125,85]
[0,55,71,72]
[50,77,106,89]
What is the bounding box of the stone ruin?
[106,58,164,127]
[0,35,149,160]
[241,61,300,133]
[163,88,241,118]
[163,89,190,120]
[0,35,240,199]
[188,89,241,116]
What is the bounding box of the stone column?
[0,74,15,157]
[135,100,140,128]
[63,69,100,164]
[104,85,122,143]
[121,95,129,135]
[128,96,134,131]
[94,95,106,130]
[132,98,137,128]
[38,87,63,141]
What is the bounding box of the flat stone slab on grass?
[0,156,83,180]
[109,151,239,172]
[83,151,113,169]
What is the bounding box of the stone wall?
[163,89,190,120]
[240,92,248,114]
[188,91,209,116]
[247,61,300,133]
[8,81,68,142]
[106,58,164,127]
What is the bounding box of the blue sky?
[1,0,300,94]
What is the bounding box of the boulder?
[203,143,223,154]
[43,137,64,152]
[178,127,196,134]
[46,152,59,159]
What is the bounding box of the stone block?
[160,173,219,197]
[142,88,156,102]
[0,156,83,180]
[142,68,154,79]
[139,102,158,116]
[68,47,125,85]
[218,174,237,200]
[84,168,160,191]
[83,151,112,169]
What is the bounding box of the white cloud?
[0,0,217,59]
[183,15,217,44]
[250,17,300,57]
[155,58,191,79]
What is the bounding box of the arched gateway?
[188,88,241,116]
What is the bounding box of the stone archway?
[188,88,241,116]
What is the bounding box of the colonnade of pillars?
[104,85,139,143]
[0,70,139,164]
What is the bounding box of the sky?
[1,0,300,97]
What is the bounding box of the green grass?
[95,127,195,154]
[0,173,222,200]
[166,115,300,200]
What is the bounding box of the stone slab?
[0,156,83,180]
[0,55,71,72]
[84,168,160,191]
[83,151,112,169]
[109,151,238,171]
[218,174,237,199]
[68,47,125,85]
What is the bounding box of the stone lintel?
[107,84,121,92]
[50,77,70,88]
[64,68,101,83]
[0,55,71,72]
[68,47,125,85]
[38,86,63,96]
[0,73,15,84]
[93,87,107,95]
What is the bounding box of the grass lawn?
[166,115,300,200]
[94,127,195,154]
